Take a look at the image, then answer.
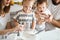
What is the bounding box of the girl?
[0,0,21,36]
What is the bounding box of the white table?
[38,29,60,40]
[1,29,60,40]
[16,29,60,40]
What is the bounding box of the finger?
[40,13,47,16]
[43,15,50,19]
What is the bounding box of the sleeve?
[32,12,36,21]
[13,12,20,20]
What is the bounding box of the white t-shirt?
[0,13,11,39]
[46,0,60,31]
[35,9,51,32]
[13,11,36,31]
[0,13,11,30]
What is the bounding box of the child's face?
[37,2,47,13]
[23,1,34,13]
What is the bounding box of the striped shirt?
[13,11,36,30]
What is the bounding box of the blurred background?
[10,0,23,21]
[10,0,23,12]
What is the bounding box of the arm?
[31,21,36,30]
[51,19,60,28]
[0,19,20,35]
[0,21,15,35]
[31,13,36,30]
[6,22,12,29]
[45,14,60,28]
[0,27,15,35]
[0,21,21,35]
[13,19,24,31]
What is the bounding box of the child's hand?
[39,12,53,22]
[14,24,24,32]
[1,13,5,17]
[35,12,46,24]
[19,24,25,31]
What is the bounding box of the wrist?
[51,18,55,24]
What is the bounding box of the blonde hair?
[23,0,36,4]
[23,0,35,2]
